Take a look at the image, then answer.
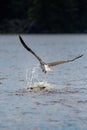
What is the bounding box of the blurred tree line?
[0,0,87,33]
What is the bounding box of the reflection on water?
[0,34,87,130]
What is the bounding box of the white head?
[40,62,52,73]
[44,64,52,72]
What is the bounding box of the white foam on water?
[27,81,53,92]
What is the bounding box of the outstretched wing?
[47,55,83,67]
[19,35,43,63]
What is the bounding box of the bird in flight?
[19,36,83,73]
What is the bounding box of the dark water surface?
[0,34,87,130]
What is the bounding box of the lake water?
[0,34,87,130]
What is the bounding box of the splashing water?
[26,65,40,87]
[25,65,53,91]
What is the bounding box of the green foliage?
[27,0,80,32]
[28,0,42,21]
[0,0,87,33]
[0,0,29,19]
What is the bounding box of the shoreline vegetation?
[0,19,87,34]
[1,1,87,34]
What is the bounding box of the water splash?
[26,65,40,87]
[25,65,53,91]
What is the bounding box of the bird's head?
[40,62,52,73]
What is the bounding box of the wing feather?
[47,55,83,67]
[19,35,43,63]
